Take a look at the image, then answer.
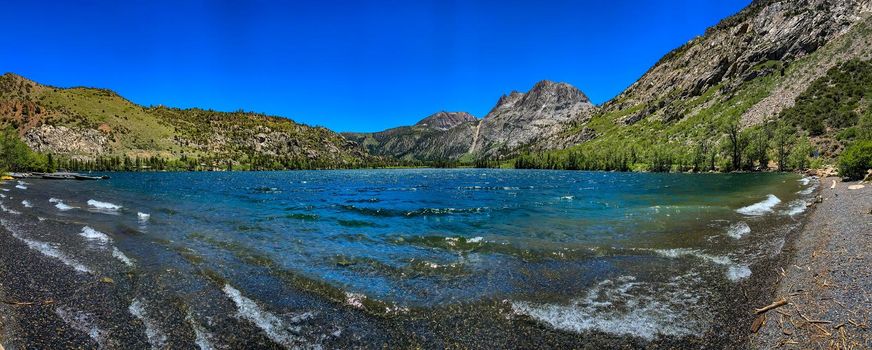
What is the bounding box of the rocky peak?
[470,80,597,157]
[414,111,477,130]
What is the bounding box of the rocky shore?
[752,177,872,349]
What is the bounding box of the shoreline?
[0,172,833,348]
[751,177,871,348]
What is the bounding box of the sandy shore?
[751,177,872,349]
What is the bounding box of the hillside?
[535,0,872,168]
[0,73,379,170]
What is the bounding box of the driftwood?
[0,299,54,306]
[755,298,788,314]
[751,314,766,333]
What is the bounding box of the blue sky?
[2,0,748,132]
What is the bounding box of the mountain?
[346,81,596,161]
[0,73,377,169]
[542,0,872,158]
[471,80,596,158]
[343,111,479,161]
[414,111,476,130]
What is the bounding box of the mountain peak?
[414,111,477,130]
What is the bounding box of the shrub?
[838,140,872,180]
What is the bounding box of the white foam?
[138,212,151,223]
[467,236,483,243]
[736,194,781,216]
[344,292,366,309]
[799,177,812,186]
[652,248,750,282]
[1,189,9,192]
[87,200,122,211]
[80,226,111,244]
[0,193,5,198]
[186,311,217,350]
[782,200,807,216]
[560,195,574,200]
[15,185,27,190]
[1,204,21,215]
[726,222,751,239]
[727,266,752,281]
[55,307,108,348]
[1,219,91,273]
[510,274,709,340]
[21,200,32,208]
[797,186,817,195]
[222,284,315,347]
[49,198,62,203]
[129,299,167,350]
[112,247,134,266]
[55,202,76,211]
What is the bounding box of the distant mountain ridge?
[346,80,596,161]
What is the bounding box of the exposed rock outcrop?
[470,80,596,157]
[23,125,109,156]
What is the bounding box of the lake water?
[0,170,817,348]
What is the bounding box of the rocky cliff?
[545,0,872,151]
[470,80,596,158]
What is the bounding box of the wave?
[1,219,91,273]
[1,189,9,192]
[138,212,151,223]
[222,284,316,347]
[736,194,781,216]
[186,311,218,350]
[87,200,122,211]
[797,186,817,195]
[782,200,807,216]
[726,222,750,239]
[129,299,167,349]
[15,184,27,190]
[80,226,111,244]
[55,307,108,348]
[0,193,5,198]
[338,204,488,218]
[112,247,135,267]
[55,202,76,211]
[651,248,750,282]
[799,177,812,186]
[1,204,21,215]
[21,200,32,208]
[510,274,709,340]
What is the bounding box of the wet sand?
[751,178,872,349]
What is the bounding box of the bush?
[838,140,872,180]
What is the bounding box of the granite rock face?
[470,80,596,158]
[346,81,598,161]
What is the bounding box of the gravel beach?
[752,177,872,349]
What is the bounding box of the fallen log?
[755,298,788,314]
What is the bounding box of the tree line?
[513,118,819,173]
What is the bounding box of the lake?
[0,170,817,348]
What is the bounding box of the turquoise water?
[0,169,816,345]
